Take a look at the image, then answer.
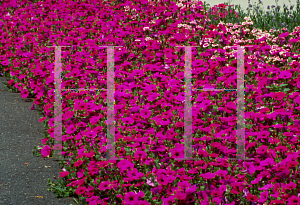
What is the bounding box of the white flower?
[244,16,251,21]
[145,37,153,41]
[177,3,183,7]
[190,20,197,25]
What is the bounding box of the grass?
[201,0,300,35]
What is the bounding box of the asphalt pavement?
[0,76,79,205]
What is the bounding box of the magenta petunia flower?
[178,181,191,190]
[246,193,258,202]
[258,191,268,203]
[171,145,184,159]
[201,172,216,180]
[279,31,289,38]
[295,96,300,104]
[41,145,51,157]
[74,160,84,167]
[62,110,74,120]
[78,102,87,110]
[89,116,100,125]
[117,159,135,172]
[75,186,86,195]
[278,70,292,79]
[66,124,77,134]
[140,108,151,118]
[59,171,70,178]
[77,169,84,178]
[122,117,134,125]
[147,93,159,101]
[163,196,175,204]
[271,92,286,101]
[1,59,9,66]
[21,89,29,98]
[127,168,144,181]
[98,180,113,191]
[85,129,97,139]
[124,192,139,203]
[287,195,300,205]
[175,92,185,102]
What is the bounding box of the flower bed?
[1,0,300,204]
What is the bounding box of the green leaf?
[283,88,290,92]
[279,84,288,87]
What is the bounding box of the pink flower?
[1,59,9,66]
[122,117,134,125]
[38,117,47,122]
[75,186,86,195]
[201,172,216,180]
[41,145,51,157]
[127,168,144,181]
[98,180,113,191]
[78,102,87,110]
[174,191,187,200]
[8,79,14,85]
[74,160,84,167]
[259,183,273,191]
[258,191,268,203]
[85,129,97,139]
[279,31,289,38]
[124,192,139,204]
[170,145,184,159]
[140,108,151,118]
[175,92,185,102]
[271,92,286,101]
[89,116,100,125]
[134,150,147,160]
[246,193,258,202]
[178,181,191,190]
[59,171,70,178]
[162,196,175,205]
[256,145,268,154]
[278,70,292,79]
[66,124,77,134]
[62,111,74,120]
[295,96,300,104]
[287,195,300,205]
[175,121,184,127]
[117,159,135,171]
[78,79,86,88]
[192,59,204,66]
[157,174,170,186]
[77,169,84,178]
[146,178,155,187]
[147,93,159,101]
[21,89,29,98]
[284,182,297,190]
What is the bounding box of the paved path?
[0,76,79,205]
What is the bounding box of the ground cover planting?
[1,0,300,204]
